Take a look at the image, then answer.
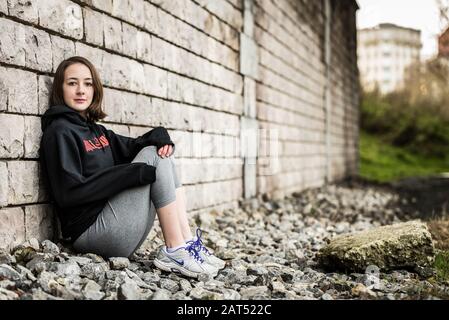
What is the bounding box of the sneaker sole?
[153,258,217,279]
[205,259,226,270]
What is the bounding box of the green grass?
[434,250,449,283]
[359,131,449,183]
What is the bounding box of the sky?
[356,0,442,59]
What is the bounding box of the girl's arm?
[98,125,176,164]
[40,132,156,208]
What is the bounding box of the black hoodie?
[40,104,175,242]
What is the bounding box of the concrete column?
[240,0,259,199]
[324,0,333,183]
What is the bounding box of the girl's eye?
[68,82,93,86]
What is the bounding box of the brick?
[156,0,187,21]
[0,21,52,71]
[38,75,53,115]
[166,73,193,105]
[8,161,40,205]
[151,37,241,94]
[149,98,181,128]
[128,125,152,141]
[24,27,52,72]
[38,0,83,39]
[91,0,113,14]
[144,2,239,72]
[111,0,129,20]
[103,15,122,52]
[75,43,105,79]
[159,0,239,51]
[7,0,39,23]
[184,179,242,211]
[227,0,243,9]
[101,54,136,90]
[0,18,26,66]
[0,0,7,13]
[107,89,141,125]
[0,162,7,207]
[128,60,146,93]
[126,0,145,28]
[0,67,6,112]
[143,1,160,34]
[150,36,168,69]
[0,67,38,114]
[24,204,54,242]
[178,158,242,184]
[211,61,243,94]
[168,130,190,158]
[143,64,168,98]
[136,31,152,63]
[156,7,177,41]
[102,87,128,123]
[100,122,130,137]
[24,116,41,158]
[50,35,76,73]
[0,113,24,159]
[122,23,138,58]
[84,7,104,46]
[192,0,243,31]
[0,207,25,251]
[135,95,164,127]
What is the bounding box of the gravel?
[1,180,448,300]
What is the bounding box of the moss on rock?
[317,221,435,273]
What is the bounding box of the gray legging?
[73,145,181,258]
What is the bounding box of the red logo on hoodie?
[83,135,110,152]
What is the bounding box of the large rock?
[317,221,435,273]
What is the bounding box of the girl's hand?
[158,145,173,158]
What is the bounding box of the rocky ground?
[1,179,449,300]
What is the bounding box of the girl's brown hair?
[49,56,107,122]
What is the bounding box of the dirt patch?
[345,176,449,250]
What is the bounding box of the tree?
[436,0,449,31]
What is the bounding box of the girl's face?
[63,63,94,118]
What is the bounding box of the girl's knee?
[140,145,158,154]
[134,146,175,168]
[133,146,159,165]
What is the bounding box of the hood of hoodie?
[41,104,103,142]
[41,104,91,131]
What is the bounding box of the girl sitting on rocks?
[39,56,225,279]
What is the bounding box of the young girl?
[39,56,225,279]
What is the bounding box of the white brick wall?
[0,207,25,251]
[254,0,359,196]
[0,0,359,250]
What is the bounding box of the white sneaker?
[186,228,227,270]
[153,245,218,279]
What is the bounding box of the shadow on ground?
[345,175,449,220]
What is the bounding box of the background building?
[358,23,422,93]
[439,26,449,58]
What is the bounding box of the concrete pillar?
[324,0,333,183]
[240,0,259,199]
